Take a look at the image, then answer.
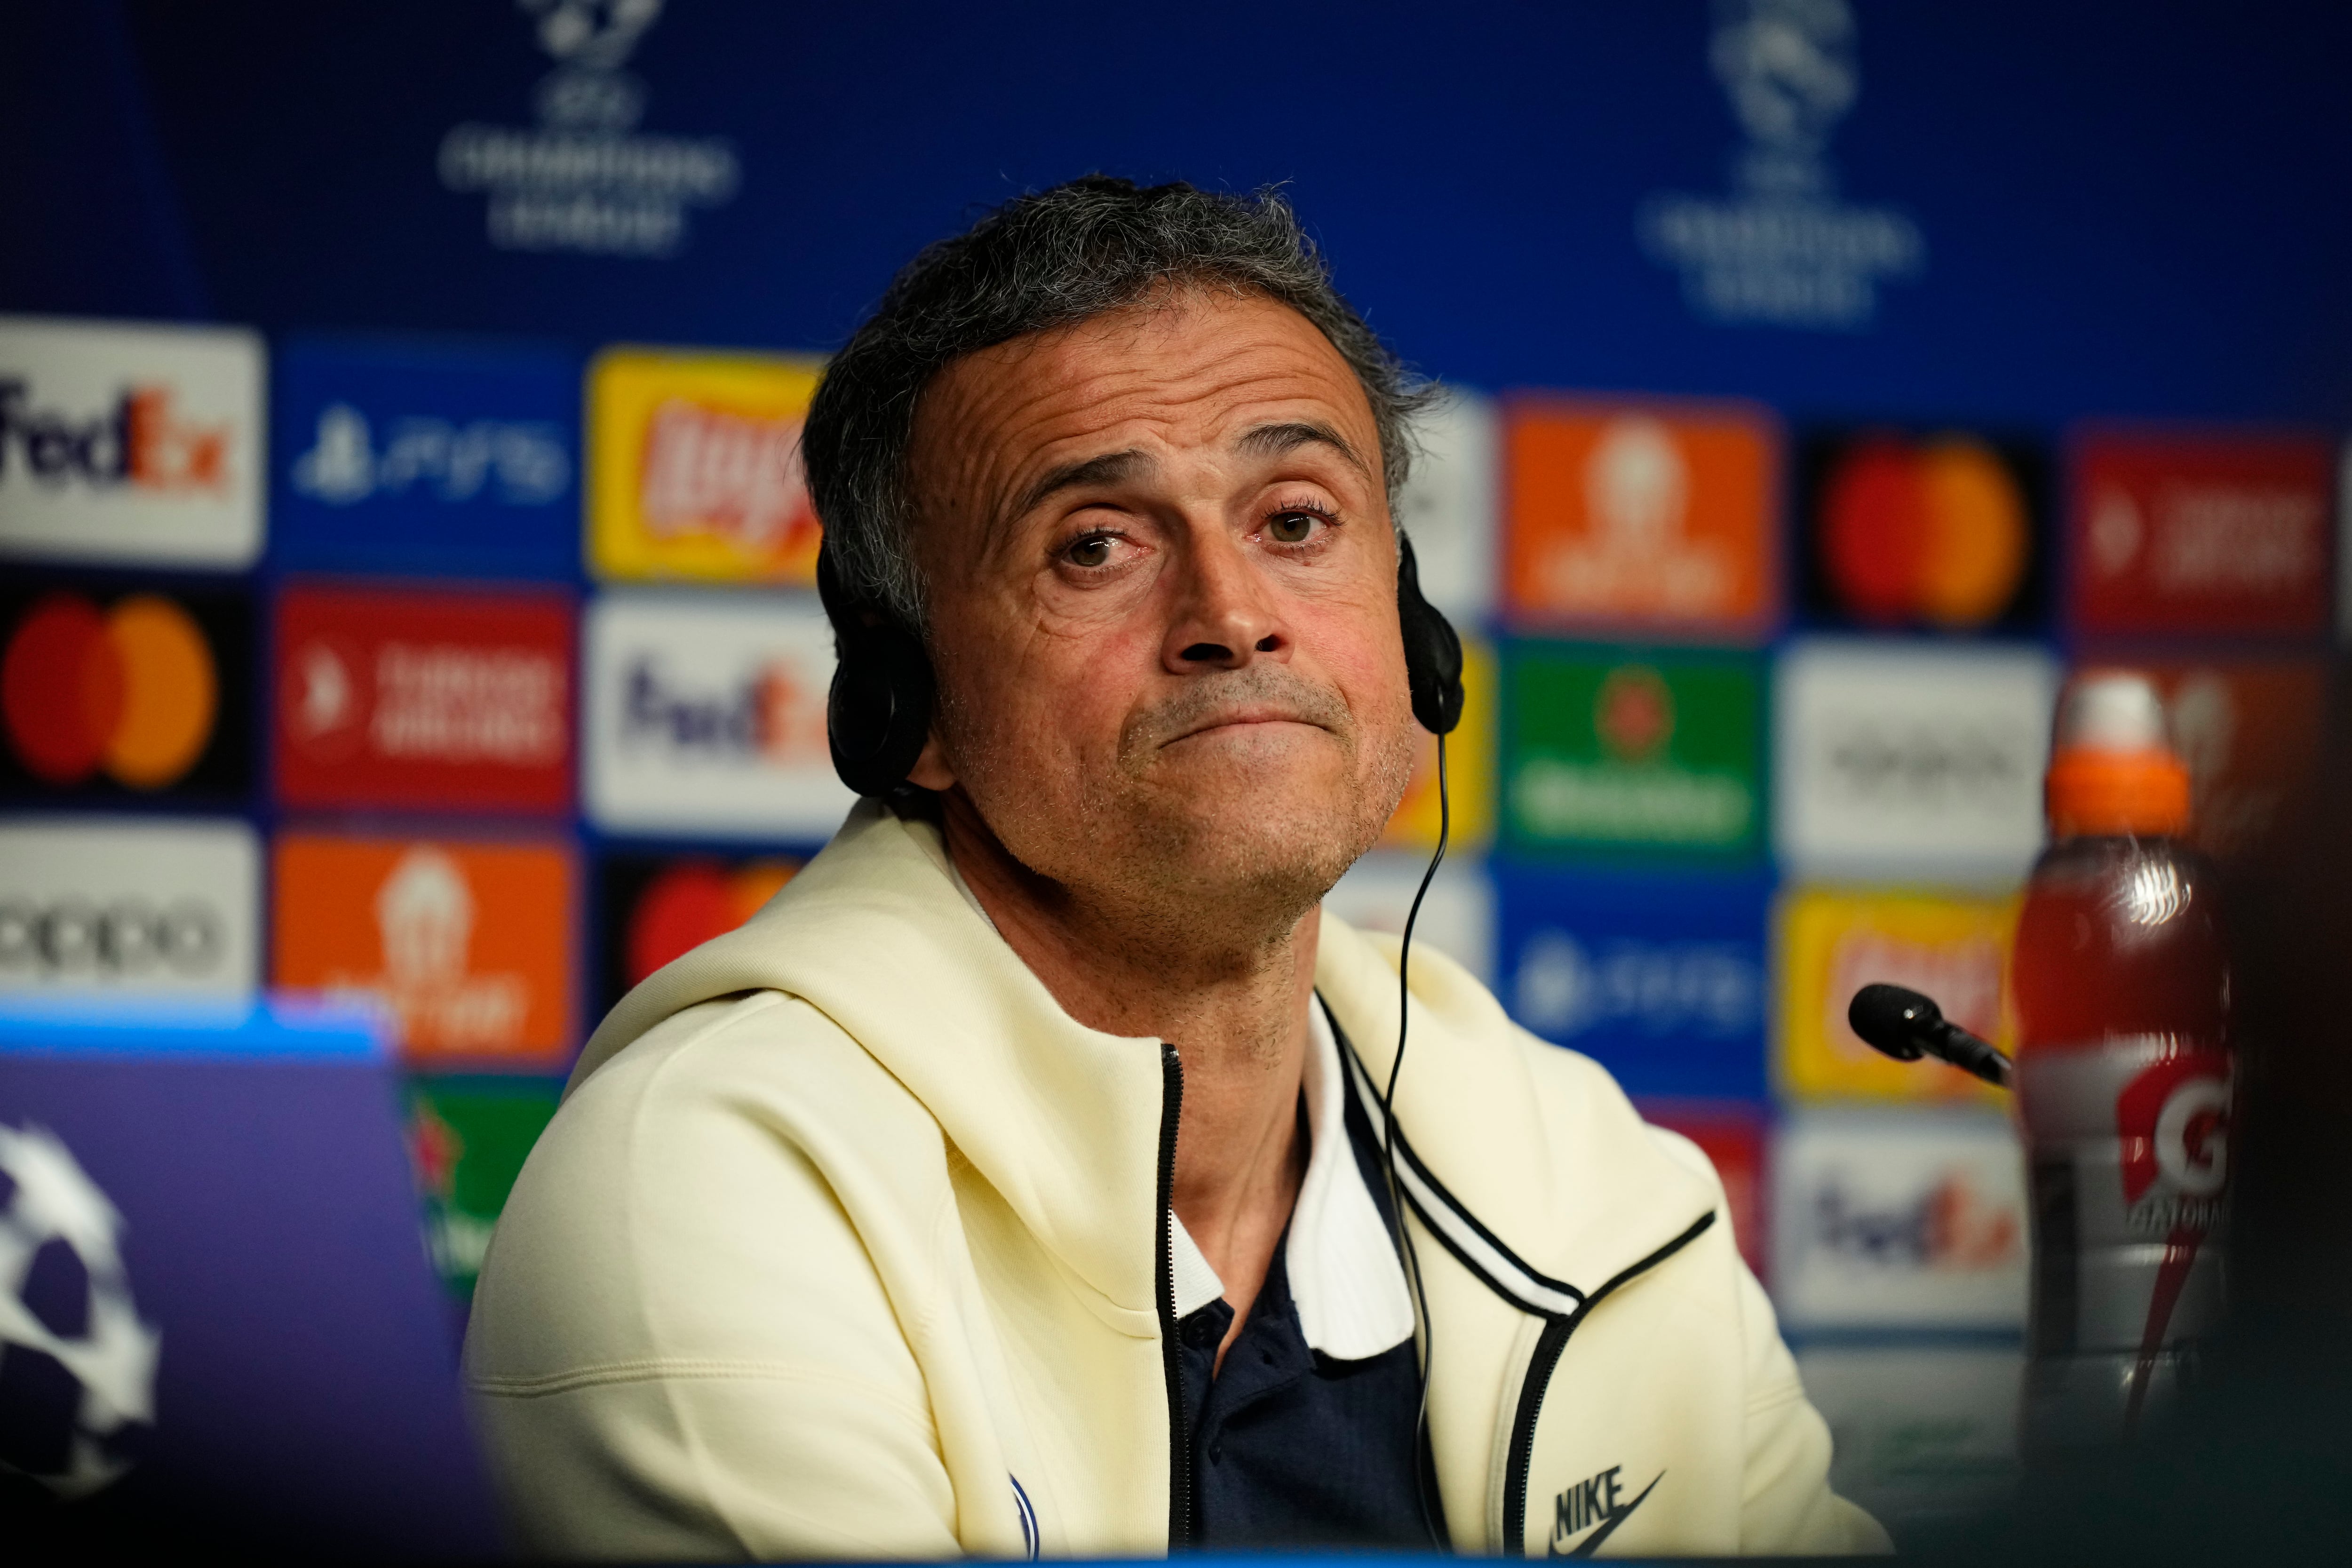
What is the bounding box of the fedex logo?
[0,317,262,570]
[1771,1110,2028,1331]
[0,381,230,494]
[585,592,853,839]
[620,653,826,765]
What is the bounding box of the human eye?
[1060,529,1121,570]
[1261,500,1338,547]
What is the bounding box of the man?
[467,178,1884,1559]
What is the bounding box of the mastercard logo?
[1,592,217,788]
[1816,435,2030,628]
[622,858,798,988]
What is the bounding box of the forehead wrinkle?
[1232,419,1370,480]
[916,294,1378,567]
[1012,447,1156,520]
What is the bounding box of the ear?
[907,728,956,792]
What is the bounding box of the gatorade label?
[2017,1039,2232,1419]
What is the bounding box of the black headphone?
[819,534,1464,796]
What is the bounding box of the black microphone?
[1846,983,2014,1090]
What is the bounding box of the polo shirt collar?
[1169,998,1417,1362]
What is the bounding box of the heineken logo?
[1505,647,1763,858]
[1595,665,1674,762]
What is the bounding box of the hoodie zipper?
[1155,1042,1192,1548]
[1498,1211,1716,1555]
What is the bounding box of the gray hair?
[801,176,1436,633]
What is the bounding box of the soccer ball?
[0,1123,159,1500]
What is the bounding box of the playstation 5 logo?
[291,404,570,508]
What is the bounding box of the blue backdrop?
[8,0,2351,425]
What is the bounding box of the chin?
[1151,794,1377,910]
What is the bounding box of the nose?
[1160,529,1290,675]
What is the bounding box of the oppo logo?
[1824,721,2028,802]
[0,899,224,976]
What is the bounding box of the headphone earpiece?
[1396,535,1465,737]
[818,545,937,798]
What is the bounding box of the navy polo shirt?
[1171,1006,1445,1550]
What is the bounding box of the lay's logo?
[588,347,825,584]
[0,317,263,569]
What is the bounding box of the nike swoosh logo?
[1549,1470,1663,1559]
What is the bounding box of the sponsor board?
[0,316,264,569]
[0,816,259,998]
[1503,398,1778,636]
[272,336,580,579]
[1772,1107,2028,1331]
[2070,430,2335,637]
[1795,1342,2021,1539]
[273,583,575,815]
[2080,655,2325,863]
[1775,885,2017,1104]
[0,579,253,802]
[1499,866,1770,1100]
[1774,638,2058,882]
[1797,430,2049,632]
[597,850,801,1010]
[1321,852,1494,986]
[587,348,824,585]
[584,591,853,839]
[272,831,576,1065]
[1392,388,1497,625]
[1502,643,1764,861]
[1380,634,1497,854]
[405,1076,562,1299]
[1637,1098,1769,1280]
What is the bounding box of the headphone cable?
[1382,733,1447,1548]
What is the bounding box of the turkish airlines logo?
[287,641,564,767]
[0,380,230,496]
[1,591,222,792]
[273,586,574,815]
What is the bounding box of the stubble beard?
[942,667,1418,973]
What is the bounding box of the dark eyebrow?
[1012,448,1154,517]
[1234,420,1370,477]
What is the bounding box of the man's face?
[905,289,1418,933]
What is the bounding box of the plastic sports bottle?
[2011,671,2233,1449]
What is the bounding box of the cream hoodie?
[466,802,1886,1558]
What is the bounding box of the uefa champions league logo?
[0,1124,159,1501]
[1639,0,1923,330]
[437,0,741,257]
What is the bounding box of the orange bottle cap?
[2045,671,2193,837]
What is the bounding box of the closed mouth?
[1166,709,1324,746]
